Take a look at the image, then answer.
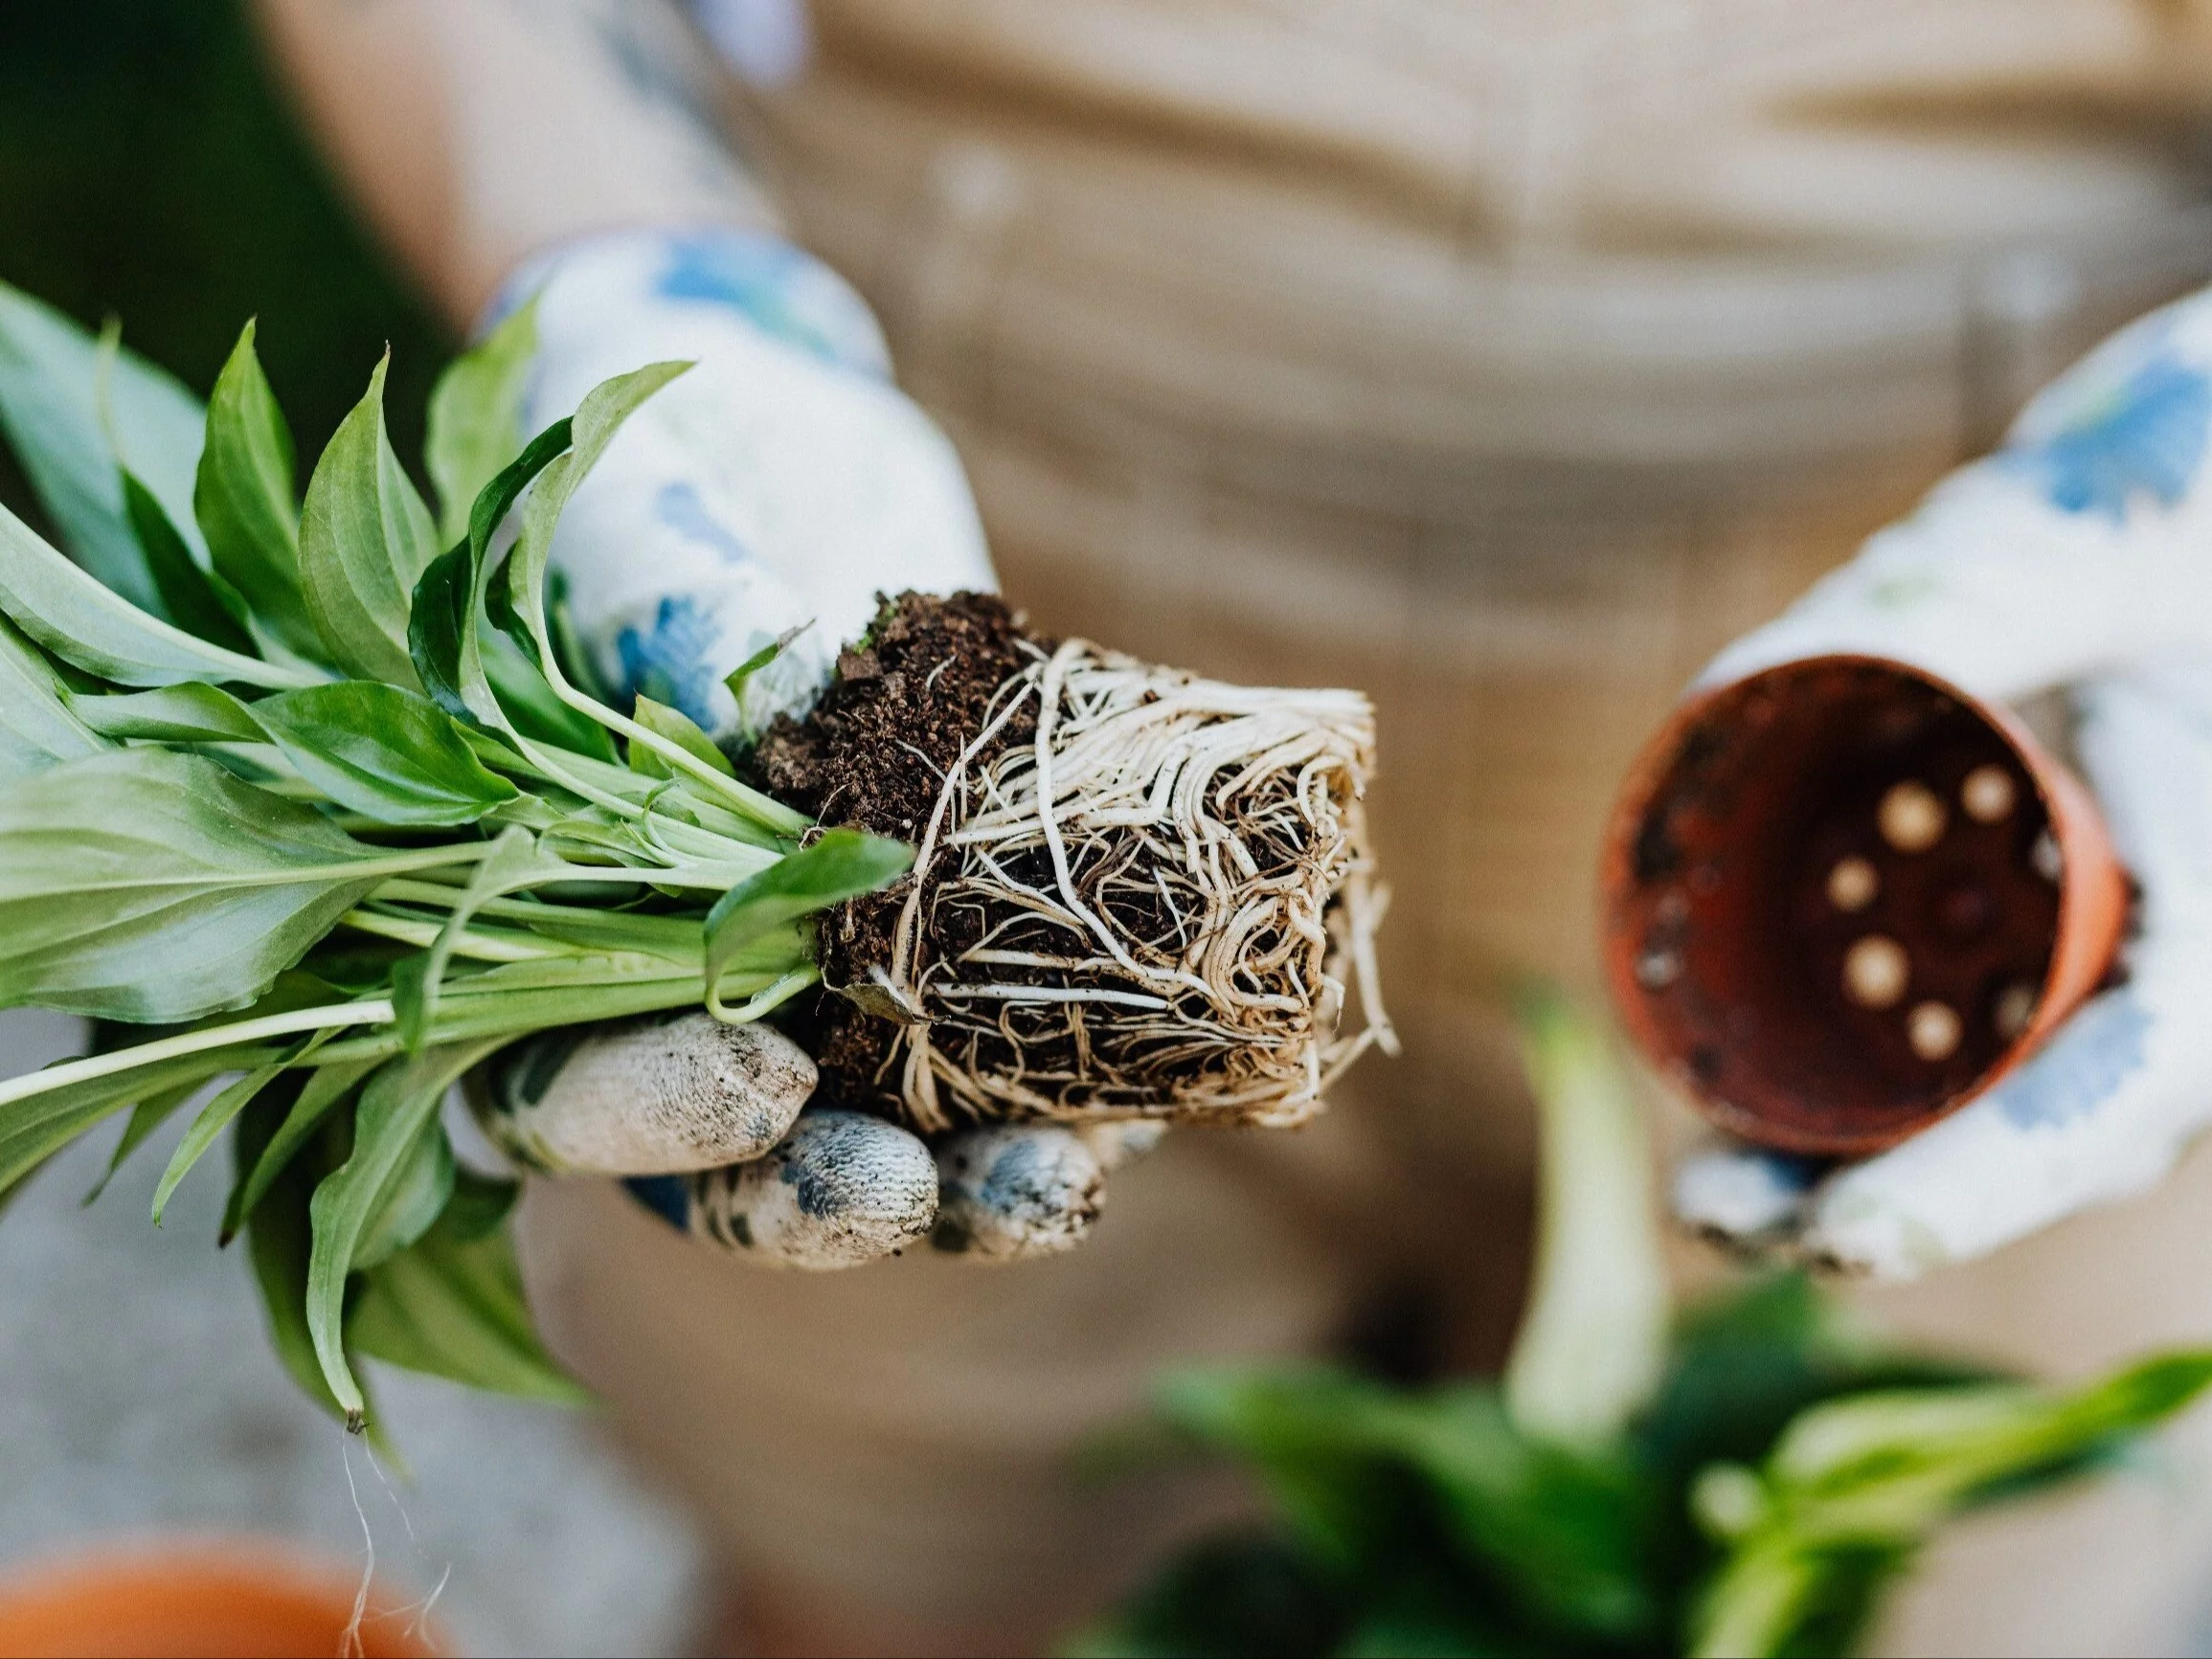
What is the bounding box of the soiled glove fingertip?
[932,1125,1105,1261]
[692,1110,937,1269]
[486,1012,816,1176]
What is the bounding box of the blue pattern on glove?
[2007,353,2212,523]
[624,1174,693,1232]
[1998,990,2151,1129]
[654,481,752,565]
[616,594,726,729]
[655,229,889,376]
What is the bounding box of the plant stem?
[0,1000,396,1110]
[336,908,571,961]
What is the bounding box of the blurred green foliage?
[0,0,448,527]
[1075,1278,2212,1659]
[1075,997,2212,1658]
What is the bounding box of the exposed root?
[868,636,1391,1132]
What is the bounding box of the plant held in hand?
[0,280,1388,1428]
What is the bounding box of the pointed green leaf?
[222,1057,379,1244]
[1,1043,276,1201]
[501,362,803,833]
[502,368,689,681]
[0,499,315,689]
[351,1177,587,1405]
[0,610,104,778]
[409,417,574,729]
[151,1055,293,1225]
[192,321,323,658]
[307,1042,496,1424]
[121,470,258,654]
[237,1090,366,1428]
[66,681,265,744]
[0,748,398,1020]
[253,680,519,825]
[629,693,734,778]
[426,297,538,545]
[81,1078,204,1206]
[299,352,440,684]
[703,827,912,1006]
[0,280,204,611]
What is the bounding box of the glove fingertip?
[932,1125,1105,1262]
[693,1110,937,1269]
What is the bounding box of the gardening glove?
[1670,286,2212,1281]
[466,226,1156,1267]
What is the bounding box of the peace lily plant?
[1076,991,2212,1659]
[0,282,910,1429]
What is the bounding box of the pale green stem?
[708,965,819,1023]
[336,908,571,962]
[0,1000,396,1110]
[538,662,806,836]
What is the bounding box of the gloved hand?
[466,226,1160,1267]
[1671,287,2212,1280]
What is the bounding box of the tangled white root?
[865,637,1395,1132]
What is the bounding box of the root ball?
[757,594,1390,1132]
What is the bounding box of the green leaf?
[1502,986,1668,1446]
[1636,1273,1993,1504]
[481,631,619,762]
[306,1042,497,1424]
[237,1089,364,1429]
[1152,1367,1656,1642]
[1373,1388,1655,1640]
[722,626,804,705]
[66,681,266,744]
[0,499,316,690]
[0,610,104,778]
[252,680,519,825]
[350,1176,588,1405]
[121,470,257,655]
[1688,1351,2212,1658]
[150,1054,298,1226]
[0,280,205,612]
[0,748,400,1021]
[192,321,320,658]
[1,1043,275,1201]
[298,354,440,685]
[1153,1368,1412,1572]
[221,1057,380,1245]
[409,417,575,729]
[628,693,734,778]
[426,297,538,545]
[703,828,912,1009]
[353,1117,455,1271]
[441,1163,522,1239]
[81,1078,204,1206]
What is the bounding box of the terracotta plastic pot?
[1600,655,2128,1156]
[0,1542,442,1659]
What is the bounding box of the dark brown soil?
[753,591,1050,1112]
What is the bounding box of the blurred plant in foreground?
[1072,989,2212,1658]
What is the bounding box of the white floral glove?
[1674,289,2212,1280]
[469,227,1153,1267]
